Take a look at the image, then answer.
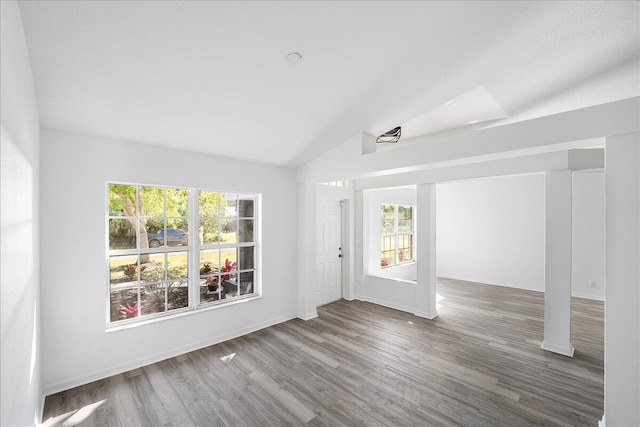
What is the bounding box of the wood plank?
[42,278,604,426]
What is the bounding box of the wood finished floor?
[42,278,604,426]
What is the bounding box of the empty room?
[1,1,639,426]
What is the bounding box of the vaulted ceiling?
[18,1,640,167]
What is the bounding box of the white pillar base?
[541,341,575,357]
[298,311,318,321]
[414,310,438,320]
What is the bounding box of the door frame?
[315,184,353,307]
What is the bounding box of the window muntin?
[107,183,259,326]
[380,204,414,268]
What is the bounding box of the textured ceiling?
[18,1,640,167]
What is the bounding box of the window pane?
[222,277,239,299]
[238,195,254,218]
[167,280,189,311]
[139,186,165,217]
[109,218,136,250]
[382,220,395,234]
[203,274,221,291]
[238,219,253,243]
[141,284,166,316]
[381,204,395,220]
[200,249,220,277]
[239,246,254,271]
[398,220,412,233]
[406,235,413,248]
[140,253,166,283]
[220,248,237,273]
[220,218,237,243]
[200,218,219,244]
[199,190,221,217]
[168,251,188,280]
[398,206,412,220]
[239,271,254,295]
[145,220,165,248]
[220,248,237,293]
[381,252,394,267]
[222,192,237,217]
[110,254,138,285]
[200,279,221,304]
[381,236,395,251]
[108,184,136,216]
[167,188,188,217]
[167,222,189,247]
[399,248,413,262]
[110,288,139,322]
[200,249,220,303]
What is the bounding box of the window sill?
[106,293,262,333]
[380,260,416,270]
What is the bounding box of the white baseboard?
[438,276,544,293]
[42,312,297,396]
[439,276,606,301]
[598,415,605,427]
[361,296,415,315]
[571,291,605,301]
[541,341,575,357]
[297,310,318,321]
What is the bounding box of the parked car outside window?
[147,228,188,248]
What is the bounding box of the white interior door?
[316,200,342,306]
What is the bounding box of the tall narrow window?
[108,184,190,323]
[380,204,414,267]
[198,191,257,305]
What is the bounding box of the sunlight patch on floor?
[220,352,236,363]
[40,399,107,427]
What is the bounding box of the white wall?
[0,1,42,425]
[363,275,417,314]
[436,174,546,291]
[40,129,297,394]
[435,172,605,299]
[572,172,605,300]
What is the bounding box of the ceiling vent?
[376,126,401,143]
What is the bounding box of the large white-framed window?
[107,182,259,326]
[380,204,414,268]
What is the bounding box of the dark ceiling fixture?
[376,126,401,143]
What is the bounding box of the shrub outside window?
[107,183,258,326]
[381,204,414,268]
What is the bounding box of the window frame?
[106,182,261,330]
[380,203,415,268]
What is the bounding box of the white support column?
[297,181,318,320]
[603,132,640,427]
[542,170,574,357]
[415,183,437,319]
[353,190,364,300]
